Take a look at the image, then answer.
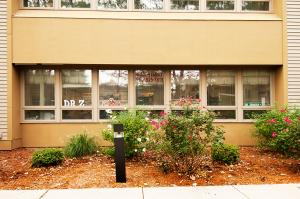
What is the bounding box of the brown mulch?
[0,147,299,189]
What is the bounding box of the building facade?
[0,0,297,150]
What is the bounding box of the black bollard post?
[113,124,126,183]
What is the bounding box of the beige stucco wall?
[21,122,256,147]
[12,18,282,65]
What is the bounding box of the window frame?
[19,0,273,13]
[21,68,274,123]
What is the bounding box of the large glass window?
[242,0,270,11]
[61,0,91,8]
[170,0,199,10]
[171,70,200,103]
[62,70,92,107]
[98,0,128,9]
[136,70,164,105]
[206,0,235,10]
[99,70,128,106]
[23,0,54,7]
[243,71,270,107]
[25,69,55,106]
[207,70,235,106]
[134,0,164,10]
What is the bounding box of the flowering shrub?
[148,99,226,175]
[102,110,150,158]
[254,107,300,157]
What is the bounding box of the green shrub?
[148,98,226,175]
[64,134,97,158]
[102,147,115,157]
[211,144,239,165]
[254,107,300,157]
[31,148,64,168]
[101,110,151,158]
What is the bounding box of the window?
[206,0,235,10]
[170,0,199,10]
[22,68,274,122]
[99,70,128,120]
[134,0,164,10]
[23,0,54,7]
[171,70,200,104]
[61,0,91,8]
[242,0,270,11]
[23,69,55,120]
[98,0,128,9]
[136,70,164,105]
[207,70,235,106]
[61,70,92,120]
[242,70,271,120]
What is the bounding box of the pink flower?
[280,109,286,113]
[267,119,277,123]
[197,98,202,103]
[272,132,277,138]
[159,111,167,117]
[284,117,292,124]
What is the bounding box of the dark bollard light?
[113,123,126,183]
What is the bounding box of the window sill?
[14,10,282,21]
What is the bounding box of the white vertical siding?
[0,0,7,140]
[287,0,300,106]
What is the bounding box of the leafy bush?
[102,110,151,158]
[32,148,64,168]
[64,134,97,158]
[254,107,300,157]
[148,98,225,175]
[211,143,239,164]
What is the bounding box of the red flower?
[160,111,167,117]
[173,126,177,129]
[267,119,277,123]
[284,117,292,124]
[280,109,286,113]
[272,132,277,138]
[298,117,300,121]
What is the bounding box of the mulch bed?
[0,147,299,189]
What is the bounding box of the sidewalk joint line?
[232,185,250,199]
[39,189,49,199]
[142,187,145,199]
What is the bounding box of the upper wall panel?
[12,18,283,65]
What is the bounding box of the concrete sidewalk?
[0,184,299,199]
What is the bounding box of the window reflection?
[99,70,128,106]
[61,0,91,8]
[136,70,164,105]
[134,0,163,10]
[62,70,92,106]
[207,70,235,106]
[24,0,53,7]
[98,0,128,9]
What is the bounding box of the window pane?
[62,110,92,120]
[171,70,200,102]
[25,69,55,106]
[99,70,128,106]
[134,0,163,10]
[243,110,267,119]
[206,0,234,10]
[242,1,269,11]
[23,0,54,7]
[61,0,91,8]
[207,70,235,106]
[136,70,164,105]
[212,110,236,119]
[98,0,127,9]
[99,109,127,119]
[170,0,199,10]
[25,110,55,120]
[243,71,270,106]
[62,70,92,106]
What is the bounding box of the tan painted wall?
[21,122,256,147]
[12,18,283,65]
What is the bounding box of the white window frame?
[21,68,274,123]
[19,0,273,13]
